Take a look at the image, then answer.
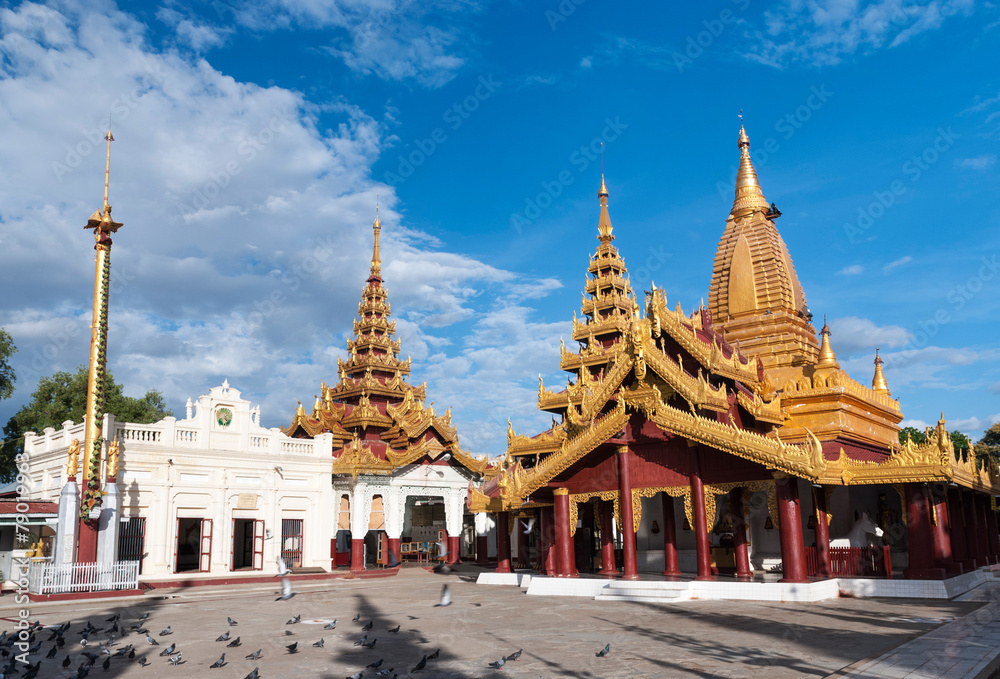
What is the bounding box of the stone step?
[595,592,688,603]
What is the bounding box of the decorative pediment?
[332,435,393,478]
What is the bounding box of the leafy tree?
[951,430,971,462]
[1,366,171,482]
[975,423,1000,466]
[0,328,15,401]
[898,426,927,446]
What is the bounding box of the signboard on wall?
[237,493,258,509]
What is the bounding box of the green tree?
[975,423,1000,466]
[898,426,927,446]
[1,366,171,482]
[0,328,15,400]
[951,430,971,462]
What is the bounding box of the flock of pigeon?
[0,556,589,678]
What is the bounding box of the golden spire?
[371,202,382,276]
[816,316,839,368]
[872,348,890,394]
[731,115,769,220]
[86,125,123,238]
[597,174,614,243]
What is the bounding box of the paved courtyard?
[0,567,997,678]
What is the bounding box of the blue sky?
[1,0,998,456]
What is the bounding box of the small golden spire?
[872,348,890,394]
[86,124,123,238]
[816,317,839,368]
[731,116,769,220]
[371,201,382,276]
[597,174,614,243]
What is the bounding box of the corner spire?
[371,202,382,277]
[597,174,613,243]
[817,316,839,368]
[872,349,890,395]
[731,118,769,220]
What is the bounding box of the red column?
[986,499,1000,565]
[495,512,512,573]
[515,515,529,569]
[387,538,401,567]
[904,483,945,580]
[539,506,556,576]
[617,446,639,580]
[775,475,808,583]
[661,493,681,577]
[350,538,365,571]
[553,489,577,577]
[976,495,994,565]
[77,520,99,564]
[689,459,712,581]
[599,500,617,576]
[446,534,460,565]
[731,487,751,581]
[948,489,973,572]
[476,535,489,565]
[962,491,981,569]
[813,486,831,579]
[928,486,960,575]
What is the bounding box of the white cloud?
[579,55,592,69]
[744,0,975,68]
[837,264,864,275]
[828,316,911,355]
[955,154,997,171]
[948,413,1000,440]
[882,255,913,273]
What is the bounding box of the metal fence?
[806,545,892,578]
[27,561,140,595]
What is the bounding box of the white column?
[445,490,464,537]
[96,482,121,567]
[350,484,370,539]
[53,481,80,565]
[384,488,403,540]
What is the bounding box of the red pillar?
[77,519,99,564]
[495,513,512,573]
[387,538,401,567]
[976,495,995,565]
[446,534,460,565]
[928,486,960,575]
[689,458,712,581]
[539,506,556,575]
[775,475,808,583]
[731,487,751,581]
[617,446,639,580]
[350,538,365,571]
[813,487,831,579]
[476,535,489,565]
[948,489,974,572]
[903,483,945,579]
[599,500,617,576]
[553,489,577,577]
[962,491,981,569]
[661,493,681,577]
[986,499,1000,564]
[515,515,530,569]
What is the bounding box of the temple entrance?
[231,519,264,570]
[175,518,212,573]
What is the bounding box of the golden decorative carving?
[106,439,120,478]
[567,490,619,537]
[332,435,393,479]
[66,438,81,477]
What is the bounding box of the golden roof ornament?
[371,202,382,276]
[85,127,123,239]
[597,174,614,243]
[816,316,839,368]
[872,348,890,394]
[731,113,769,220]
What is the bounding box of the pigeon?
[99,645,111,655]
[138,656,149,667]
[488,656,506,669]
[227,617,238,627]
[507,649,522,661]
[523,517,536,533]
[226,637,241,648]
[596,643,610,658]
[353,612,362,622]
[324,620,337,630]
[362,620,374,632]
[210,653,226,668]
[388,625,400,633]
[27,641,41,654]
[313,638,325,648]
[367,658,383,669]
[286,642,298,654]
[354,635,368,646]
[158,643,177,656]
[244,669,259,679]
[158,627,172,636]
[347,673,364,679]
[277,575,296,601]
[376,669,395,677]
[46,645,57,658]
[412,655,427,672]
[245,649,263,660]
[62,656,71,667]
[167,653,184,665]
[285,630,294,636]
[138,613,150,621]
[428,649,440,660]
[128,648,135,660]
[276,556,290,576]
[286,615,301,625]
[216,632,230,642]
[106,614,120,623]
[435,585,452,607]
[102,657,111,671]
[362,638,377,649]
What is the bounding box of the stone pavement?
[0,566,996,678]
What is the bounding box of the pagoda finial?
[103,121,113,214]
[731,115,769,220]
[371,200,382,276]
[872,348,890,395]
[597,173,613,243]
[85,123,123,238]
[817,315,839,368]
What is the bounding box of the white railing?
[174,428,199,445]
[249,435,270,450]
[281,440,314,455]
[28,561,140,595]
[116,425,163,444]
